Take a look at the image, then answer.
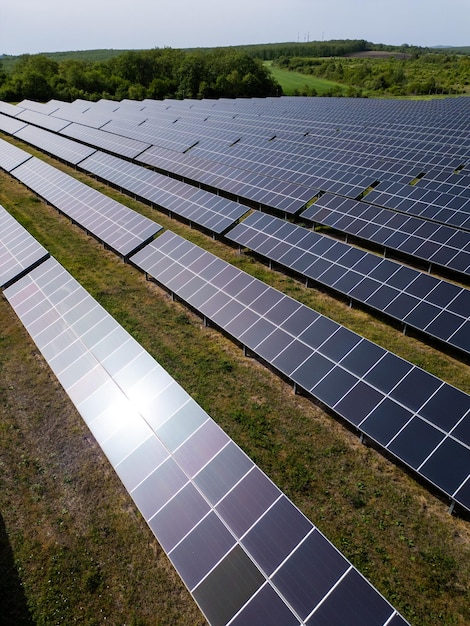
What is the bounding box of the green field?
[265,60,347,95]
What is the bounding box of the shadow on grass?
[0,512,34,625]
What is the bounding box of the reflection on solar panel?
[301,193,470,278]
[0,137,33,171]
[0,205,49,288]
[226,211,470,356]
[10,155,162,259]
[15,125,97,165]
[4,256,408,626]
[130,232,470,513]
[79,150,249,234]
[365,181,470,231]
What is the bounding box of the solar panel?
[3,256,408,626]
[0,101,25,117]
[16,108,72,132]
[9,154,162,259]
[51,107,114,130]
[17,99,61,115]
[130,232,470,513]
[103,118,200,153]
[137,146,316,214]
[0,112,28,135]
[79,150,249,234]
[0,137,34,172]
[226,211,470,356]
[0,205,49,288]
[14,125,97,165]
[364,181,470,232]
[60,123,151,159]
[301,193,470,278]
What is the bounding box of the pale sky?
[1,0,469,56]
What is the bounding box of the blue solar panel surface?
[226,211,470,356]
[301,193,470,277]
[130,232,470,513]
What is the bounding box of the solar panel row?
[301,193,470,277]
[225,211,470,356]
[1,98,468,516]
[8,98,470,227]
[416,169,470,198]
[17,108,72,133]
[1,149,162,259]
[0,204,49,288]
[79,150,250,234]
[15,124,97,165]
[136,146,318,214]
[365,180,470,231]
[1,101,320,214]
[2,250,408,626]
[0,112,28,136]
[0,119,250,236]
[61,122,151,159]
[130,231,470,514]
[2,93,469,625]
[191,143,377,199]
[0,136,34,171]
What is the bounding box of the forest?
[0,40,468,102]
[274,52,470,97]
[0,47,282,102]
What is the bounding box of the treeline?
[274,53,470,96]
[0,48,282,102]
[203,40,429,62]
[219,39,372,61]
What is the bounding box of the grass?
[0,140,470,625]
[265,61,347,95]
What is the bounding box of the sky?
[1,0,469,56]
